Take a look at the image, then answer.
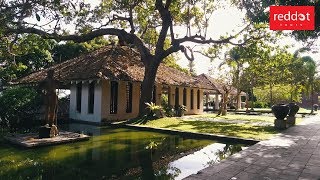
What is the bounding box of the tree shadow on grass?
[163,120,280,140]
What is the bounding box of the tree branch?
[5,26,151,61]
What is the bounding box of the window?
[88,81,95,114]
[126,82,133,113]
[152,86,156,103]
[197,89,200,109]
[110,81,118,114]
[175,87,179,108]
[190,89,194,110]
[76,82,82,112]
[183,88,187,106]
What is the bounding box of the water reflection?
[0,124,246,180]
[167,143,244,179]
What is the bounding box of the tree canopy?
[1,0,268,115]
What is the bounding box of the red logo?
[270,6,315,30]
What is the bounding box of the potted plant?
[176,105,187,117]
[271,104,290,130]
[287,102,299,126]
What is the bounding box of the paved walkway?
[185,115,320,180]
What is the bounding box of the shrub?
[0,87,42,132]
[145,102,164,118]
[253,101,269,108]
[163,104,175,117]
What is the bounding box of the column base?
[287,116,296,127]
[274,119,287,130]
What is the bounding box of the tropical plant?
[145,102,163,118]
[176,105,187,117]
[0,87,42,132]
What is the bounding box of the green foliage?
[0,87,41,132]
[0,34,55,84]
[253,101,269,108]
[254,84,301,105]
[145,102,162,111]
[161,94,175,117]
[52,37,109,62]
[163,55,189,74]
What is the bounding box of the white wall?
[69,81,102,123]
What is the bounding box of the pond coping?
[109,123,259,145]
[4,131,90,148]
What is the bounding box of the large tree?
[0,0,267,115]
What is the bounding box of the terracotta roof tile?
[15,45,213,89]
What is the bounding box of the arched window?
[175,87,179,108]
[190,89,194,110]
[126,82,133,113]
[183,88,187,106]
[76,82,82,113]
[88,81,95,114]
[110,81,118,114]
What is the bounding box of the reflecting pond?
[0,123,247,179]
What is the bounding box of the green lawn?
[247,107,312,114]
[195,114,276,122]
[133,114,303,141]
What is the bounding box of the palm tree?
[301,56,316,113]
[221,47,243,110]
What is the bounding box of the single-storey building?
[16,45,213,123]
[196,74,247,110]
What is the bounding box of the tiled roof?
[196,74,246,95]
[15,45,213,89]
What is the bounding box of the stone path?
[184,115,320,180]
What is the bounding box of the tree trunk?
[235,64,240,110]
[139,61,159,116]
[311,82,314,114]
[269,83,273,105]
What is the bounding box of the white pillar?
[215,94,219,110]
[205,92,209,110]
[237,95,241,109]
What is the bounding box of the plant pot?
[177,110,184,117]
[313,104,318,111]
[287,102,299,117]
[271,104,290,120]
[154,109,164,118]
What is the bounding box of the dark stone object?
[274,119,287,130]
[287,102,299,117]
[287,116,296,126]
[272,104,290,120]
[39,125,59,138]
[314,104,318,111]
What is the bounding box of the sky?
[173,5,320,76]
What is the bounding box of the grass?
[195,113,276,122]
[133,113,303,141]
[247,107,312,114]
